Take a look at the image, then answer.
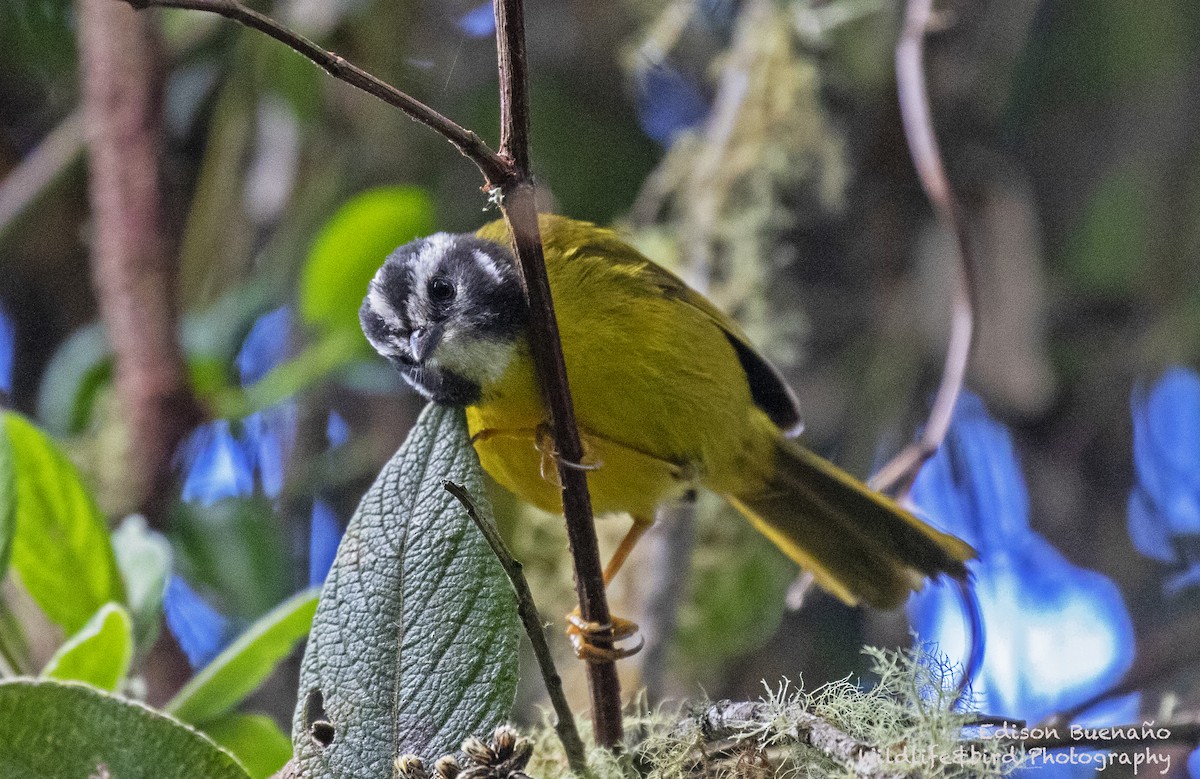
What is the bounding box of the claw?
[565,610,643,663]
[534,423,603,485]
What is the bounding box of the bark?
[77,0,202,522]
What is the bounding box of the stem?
[443,481,589,776]
[868,0,976,498]
[78,0,203,521]
[121,0,625,747]
[492,0,624,746]
[119,0,510,186]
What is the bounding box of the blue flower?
[236,307,295,387]
[309,498,342,587]
[326,410,350,449]
[633,64,709,146]
[1129,367,1200,592]
[457,1,495,38]
[163,576,233,669]
[0,304,13,398]
[177,307,298,503]
[907,393,1136,724]
[1188,746,1199,779]
[177,420,256,506]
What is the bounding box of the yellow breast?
[465,215,776,519]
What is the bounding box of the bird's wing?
[479,215,804,434]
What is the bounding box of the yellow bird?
[360,214,973,654]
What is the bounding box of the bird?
[360,213,974,659]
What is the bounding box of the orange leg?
[567,515,653,662]
[603,515,653,584]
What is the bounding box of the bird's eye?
[428,276,456,304]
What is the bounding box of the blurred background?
[2,0,1200,768]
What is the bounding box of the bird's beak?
[409,323,445,363]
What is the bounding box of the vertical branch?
[77,0,203,521]
[869,0,976,497]
[493,0,625,749]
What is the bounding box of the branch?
[443,481,589,776]
[119,0,511,186]
[78,0,203,522]
[120,0,625,747]
[868,0,976,497]
[491,0,625,749]
[677,700,907,779]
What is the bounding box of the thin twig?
[868,0,976,498]
[122,0,626,747]
[119,0,510,186]
[0,111,84,238]
[443,481,590,776]
[491,0,625,749]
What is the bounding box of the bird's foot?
[565,610,643,663]
[534,423,603,485]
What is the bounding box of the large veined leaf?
[0,679,250,779]
[2,412,124,633]
[299,186,434,335]
[292,405,520,778]
[40,602,133,691]
[168,587,320,725]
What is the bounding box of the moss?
[521,645,1026,779]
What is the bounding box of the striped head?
[360,233,527,405]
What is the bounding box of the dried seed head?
[434,754,462,779]
[492,725,519,758]
[394,755,428,779]
[508,738,534,771]
[462,736,495,765]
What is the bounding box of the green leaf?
[33,323,112,436]
[111,515,172,654]
[0,679,250,779]
[299,186,435,333]
[168,588,319,725]
[203,713,293,779]
[0,426,13,581]
[2,412,124,633]
[41,602,133,691]
[292,405,520,778]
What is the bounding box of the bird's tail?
[726,436,975,609]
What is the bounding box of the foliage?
[293,404,520,777]
[524,645,1021,779]
[0,679,250,779]
[40,602,134,691]
[1,411,124,633]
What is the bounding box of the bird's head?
[360,232,527,405]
